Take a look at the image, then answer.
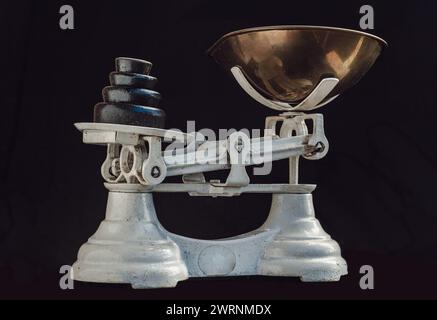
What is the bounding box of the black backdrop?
[0,0,436,299]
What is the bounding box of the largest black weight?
[93,57,166,128]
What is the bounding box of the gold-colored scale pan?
[208,26,387,105]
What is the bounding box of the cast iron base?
[72,186,347,288]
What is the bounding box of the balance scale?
[71,26,387,288]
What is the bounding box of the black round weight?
[109,72,157,89]
[94,103,166,128]
[115,57,152,74]
[93,57,165,128]
[102,86,161,107]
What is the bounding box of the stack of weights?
[94,57,166,128]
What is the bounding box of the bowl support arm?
[230,66,340,112]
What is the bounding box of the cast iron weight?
[94,57,166,128]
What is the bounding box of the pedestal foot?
[72,191,188,288]
[259,194,347,281]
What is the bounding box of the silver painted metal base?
[72,187,347,288]
[72,192,188,288]
[258,194,347,282]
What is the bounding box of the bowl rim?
[207,25,388,55]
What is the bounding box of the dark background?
[0,0,436,299]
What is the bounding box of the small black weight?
[109,72,157,89]
[94,102,166,128]
[115,57,152,74]
[93,57,166,128]
[102,86,161,107]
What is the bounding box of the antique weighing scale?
[71,26,386,288]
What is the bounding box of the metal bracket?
[77,122,319,188]
[141,136,167,185]
[182,172,206,184]
[99,135,167,186]
[231,66,340,112]
[210,132,250,189]
[264,113,329,184]
[101,144,123,183]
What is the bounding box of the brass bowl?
[208,26,387,104]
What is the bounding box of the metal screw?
[235,138,244,153]
[315,141,325,153]
[151,166,161,178]
[305,141,325,157]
